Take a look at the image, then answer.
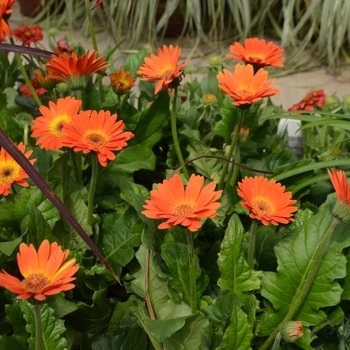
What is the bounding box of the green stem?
[69,148,82,185]
[171,87,189,179]
[247,219,258,269]
[229,143,241,187]
[260,217,340,350]
[320,125,328,148]
[87,154,99,226]
[218,108,244,190]
[33,302,44,350]
[9,37,42,107]
[85,0,104,103]
[186,229,197,314]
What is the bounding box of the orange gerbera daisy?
[217,64,280,107]
[142,174,222,231]
[31,96,82,151]
[328,168,350,223]
[45,50,110,90]
[0,0,15,42]
[0,240,79,301]
[0,142,36,196]
[137,45,189,94]
[61,110,134,167]
[227,38,285,68]
[109,68,135,95]
[237,176,297,226]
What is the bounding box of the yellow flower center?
[21,273,50,293]
[24,31,32,38]
[203,94,217,103]
[84,131,108,148]
[251,198,273,216]
[49,115,71,137]
[0,162,20,184]
[173,203,195,218]
[247,55,264,64]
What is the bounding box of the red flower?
[288,89,326,111]
[55,39,73,55]
[13,23,43,46]
[19,70,48,98]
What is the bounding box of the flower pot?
[18,0,43,17]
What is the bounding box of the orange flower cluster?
[13,23,43,46]
[0,240,79,300]
[237,176,297,226]
[19,69,49,98]
[218,38,283,107]
[137,45,188,94]
[0,142,36,196]
[31,97,133,166]
[288,89,326,111]
[142,174,222,231]
[109,68,135,95]
[0,0,15,42]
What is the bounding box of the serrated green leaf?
[126,245,192,319]
[186,138,224,180]
[219,306,253,350]
[203,293,240,327]
[161,242,209,306]
[22,206,56,248]
[52,190,92,251]
[101,212,140,270]
[162,314,209,350]
[20,301,68,350]
[0,186,60,230]
[257,206,350,338]
[217,214,261,299]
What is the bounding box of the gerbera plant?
[0,13,350,349]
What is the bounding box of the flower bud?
[280,321,303,343]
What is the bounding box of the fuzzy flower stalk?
[143,174,222,314]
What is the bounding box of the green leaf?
[52,190,92,251]
[217,214,261,299]
[203,293,240,327]
[341,249,350,300]
[257,205,350,338]
[22,206,56,248]
[91,328,148,350]
[101,212,140,270]
[0,235,22,256]
[0,186,60,230]
[161,242,209,306]
[162,314,209,350]
[20,301,68,350]
[218,306,253,350]
[186,138,224,180]
[47,294,79,319]
[126,245,192,319]
[123,48,148,77]
[128,92,169,146]
[5,303,29,349]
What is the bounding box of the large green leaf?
[186,138,224,181]
[162,314,209,350]
[126,245,192,320]
[257,205,350,339]
[217,214,260,300]
[5,303,29,349]
[22,206,56,248]
[161,242,209,306]
[101,211,140,270]
[52,190,92,251]
[123,48,148,77]
[0,186,60,230]
[20,301,68,350]
[217,305,253,350]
